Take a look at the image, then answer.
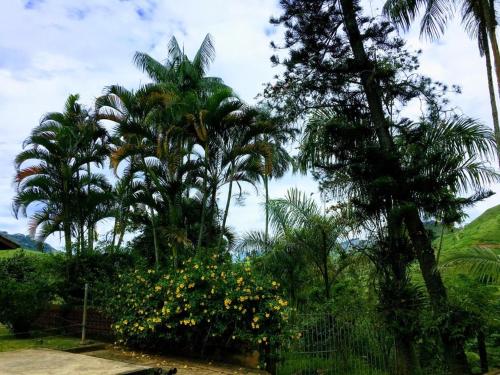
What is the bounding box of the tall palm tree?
[97,85,183,267]
[214,107,273,250]
[13,94,110,255]
[133,34,241,252]
[248,109,298,243]
[383,0,500,165]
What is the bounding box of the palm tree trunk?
[405,210,471,374]
[197,147,210,251]
[477,330,488,374]
[116,226,125,251]
[321,230,330,300]
[111,219,118,253]
[485,8,500,99]
[150,207,159,270]
[87,162,93,252]
[64,221,72,256]
[482,27,500,167]
[339,0,470,371]
[264,174,270,244]
[217,175,234,250]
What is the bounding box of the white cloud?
[0,0,497,248]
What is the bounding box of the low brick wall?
[35,305,114,339]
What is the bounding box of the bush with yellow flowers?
[107,253,289,358]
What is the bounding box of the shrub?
[108,253,289,361]
[0,252,53,335]
[47,250,136,307]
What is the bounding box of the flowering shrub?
[108,253,289,357]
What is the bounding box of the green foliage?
[0,248,46,259]
[0,231,55,253]
[45,250,136,307]
[439,205,500,254]
[107,252,289,357]
[0,253,53,335]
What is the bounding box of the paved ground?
[84,346,267,375]
[0,348,152,375]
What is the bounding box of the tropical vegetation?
[4,1,500,374]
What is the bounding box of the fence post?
[81,283,88,344]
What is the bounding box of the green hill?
[438,205,500,254]
[0,231,56,253]
[0,248,47,259]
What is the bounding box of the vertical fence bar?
[81,283,88,344]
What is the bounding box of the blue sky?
[0,0,498,248]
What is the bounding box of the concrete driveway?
[0,348,152,374]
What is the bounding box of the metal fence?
[271,314,400,375]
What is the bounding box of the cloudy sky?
[0,0,498,249]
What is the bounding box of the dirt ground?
[84,345,269,375]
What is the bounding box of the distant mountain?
[0,231,56,253]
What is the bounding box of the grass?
[276,352,389,375]
[0,325,82,352]
[437,205,500,255]
[0,248,47,259]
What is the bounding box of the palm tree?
[13,94,110,255]
[253,109,297,243]
[214,107,273,250]
[97,85,183,267]
[383,0,500,165]
[239,188,350,302]
[133,34,242,252]
[441,247,500,283]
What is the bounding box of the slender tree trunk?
[197,180,208,250]
[405,210,470,374]
[477,330,489,374]
[150,207,159,270]
[111,219,118,253]
[87,162,93,252]
[321,231,330,300]
[116,226,125,251]
[436,222,445,266]
[264,174,270,245]
[484,0,500,109]
[217,175,234,250]
[197,146,209,250]
[338,0,470,372]
[482,26,500,167]
[64,221,72,256]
